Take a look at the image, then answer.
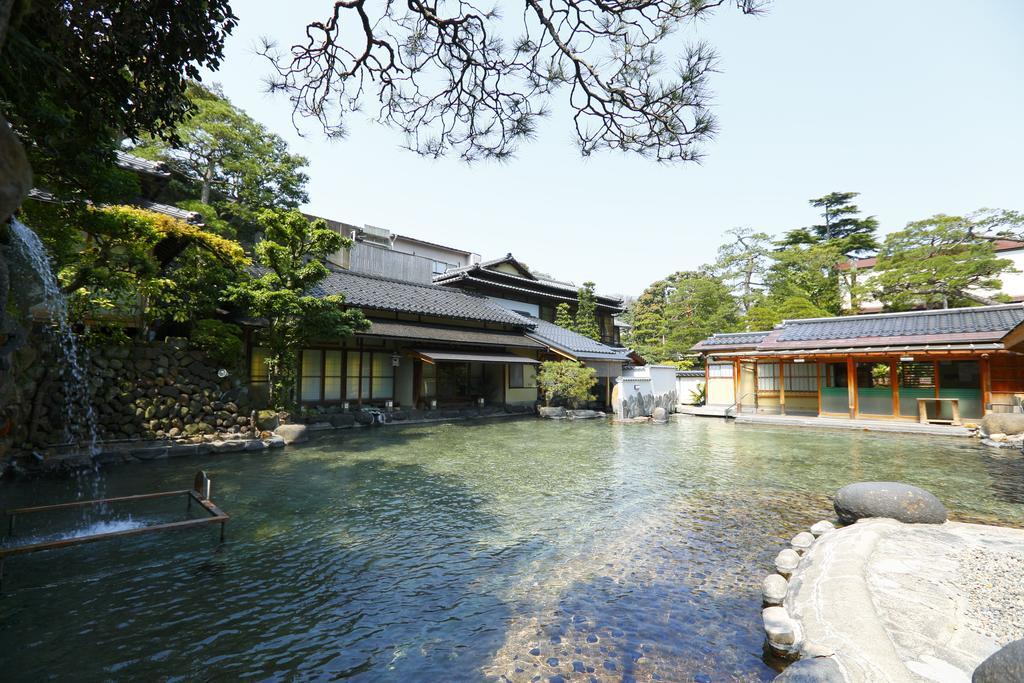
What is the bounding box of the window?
[938,360,980,389]
[757,362,779,391]
[250,346,270,384]
[784,363,818,393]
[824,363,847,388]
[708,362,733,378]
[899,362,935,388]
[300,349,322,401]
[300,349,344,403]
[857,362,891,388]
[509,364,537,389]
[371,352,395,399]
[421,362,437,397]
[431,260,451,275]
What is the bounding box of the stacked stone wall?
[0,336,253,460]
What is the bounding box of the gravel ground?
[958,547,1024,643]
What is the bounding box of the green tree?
[713,227,772,314]
[623,272,685,363]
[133,82,309,208]
[229,209,368,408]
[665,272,739,355]
[742,294,829,331]
[766,242,844,316]
[537,360,597,408]
[574,282,601,341]
[0,1,236,199]
[782,192,879,257]
[870,211,1020,310]
[554,302,574,330]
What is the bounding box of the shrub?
[191,319,243,367]
[537,360,597,408]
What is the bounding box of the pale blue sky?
[203,1,1024,296]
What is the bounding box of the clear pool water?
[2,417,1022,681]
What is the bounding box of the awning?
[415,350,540,365]
[358,320,544,348]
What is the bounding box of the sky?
[202,1,1024,297]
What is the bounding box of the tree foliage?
[229,209,368,408]
[261,0,766,162]
[133,82,309,208]
[537,360,597,408]
[554,302,574,329]
[623,272,685,363]
[712,227,772,313]
[741,294,828,331]
[574,281,601,341]
[0,0,236,198]
[870,211,1020,310]
[665,272,739,355]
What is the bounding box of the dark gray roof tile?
[526,318,631,361]
[776,305,1024,342]
[310,269,532,326]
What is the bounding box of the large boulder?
[273,423,308,445]
[255,409,279,431]
[973,638,1024,683]
[833,482,947,525]
[775,657,846,682]
[538,406,566,419]
[651,407,668,423]
[981,413,1024,437]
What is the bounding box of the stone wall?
[0,336,253,459]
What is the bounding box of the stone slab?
[783,518,1024,682]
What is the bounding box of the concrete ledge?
[736,414,975,437]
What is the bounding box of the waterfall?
[8,218,100,461]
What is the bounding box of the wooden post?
[779,362,786,416]
[890,360,900,417]
[981,355,992,415]
[816,361,822,416]
[733,359,740,408]
[846,356,857,419]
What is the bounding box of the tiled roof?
[693,331,771,348]
[775,305,1024,343]
[115,151,171,178]
[526,317,632,361]
[691,304,1024,353]
[359,319,544,348]
[310,268,532,326]
[133,198,203,224]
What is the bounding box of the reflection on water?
[0,418,1021,681]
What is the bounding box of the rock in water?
[981,413,1024,436]
[809,520,835,537]
[775,657,846,682]
[833,482,947,525]
[538,406,566,419]
[762,574,788,605]
[273,424,308,445]
[973,638,1024,683]
[652,407,668,423]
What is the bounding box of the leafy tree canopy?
[554,302,574,330]
[665,271,739,356]
[229,209,368,408]
[742,294,828,331]
[0,0,236,198]
[870,210,1021,310]
[133,82,309,209]
[712,227,772,313]
[537,360,597,408]
[574,282,601,341]
[623,272,687,363]
[781,192,879,258]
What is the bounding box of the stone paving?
[783,518,1024,682]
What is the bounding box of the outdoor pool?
[2,417,1023,681]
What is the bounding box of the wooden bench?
[917,398,961,426]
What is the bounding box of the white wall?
[676,376,704,405]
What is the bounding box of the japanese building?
[692,304,1024,424]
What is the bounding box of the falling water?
[8,218,100,462]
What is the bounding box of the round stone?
[810,520,835,537]
[775,656,844,681]
[833,481,948,525]
[762,574,788,605]
[652,407,668,423]
[775,548,801,575]
[974,638,1024,683]
[762,606,797,647]
[791,531,815,552]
